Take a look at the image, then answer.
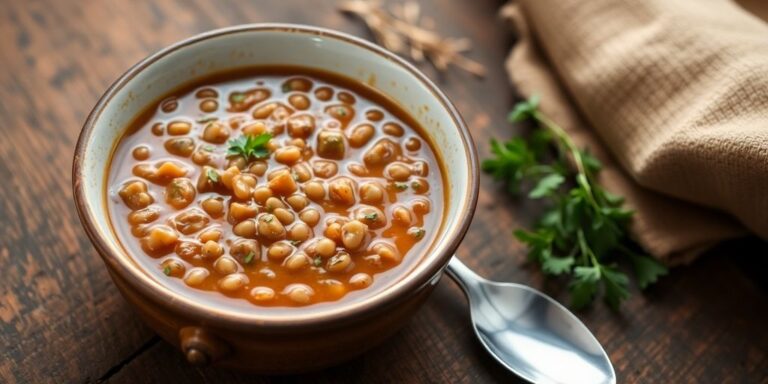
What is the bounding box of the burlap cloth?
[501,0,768,265]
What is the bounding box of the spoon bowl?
[446,257,616,384]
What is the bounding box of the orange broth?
[107,66,446,307]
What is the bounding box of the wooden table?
[1,0,766,382]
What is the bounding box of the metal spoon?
[446,256,616,384]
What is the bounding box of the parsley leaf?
[508,94,540,122]
[206,169,219,183]
[196,116,218,124]
[227,133,272,162]
[601,265,630,310]
[570,266,600,309]
[230,92,246,104]
[408,227,425,239]
[529,173,565,199]
[162,266,172,276]
[484,95,667,310]
[481,138,535,194]
[542,255,574,275]
[580,149,602,174]
[363,212,378,221]
[629,253,668,289]
[244,251,255,264]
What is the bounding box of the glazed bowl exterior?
[73,24,478,373]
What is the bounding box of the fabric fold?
[500,0,768,264]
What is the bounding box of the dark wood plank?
[0,1,161,382]
[0,0,766,383]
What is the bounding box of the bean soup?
[107,67,445,307]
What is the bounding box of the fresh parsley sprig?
[483,95,667,309]
[226,133,272,162]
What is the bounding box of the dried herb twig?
[338,0,486,77]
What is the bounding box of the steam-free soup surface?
[108,68,444,307]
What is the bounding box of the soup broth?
[107,67,445,307]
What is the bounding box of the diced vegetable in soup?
[107,67,445,307]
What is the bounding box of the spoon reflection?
[446,256,616,384]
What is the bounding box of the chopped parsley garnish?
[411,181,421,189]
[230,92,246,103]
[162,266,171,276]
[196,116,218,124]
[281,83,292,93]
[227,133,272,162]
[263,215,274,223]
[394,182,408,191]
[409,227,425,239]
[206,169,219,183]
[244,251,255,264]
[363,212,378,221]
[313,257,322,267]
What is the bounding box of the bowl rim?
[73,23,479,331]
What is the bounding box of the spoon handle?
[445,256,484,295]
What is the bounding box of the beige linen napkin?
[501,0,768,265]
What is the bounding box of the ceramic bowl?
[73,23,478,373]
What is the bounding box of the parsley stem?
[532,111,601,211]
[576,229,600,268]
[486,96,664,308]
[532,112,585,173]
[525,164,557,176]
[576,229,590,266]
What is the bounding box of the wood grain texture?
[0,0,765,383]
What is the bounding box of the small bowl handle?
[179,326,229,366]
